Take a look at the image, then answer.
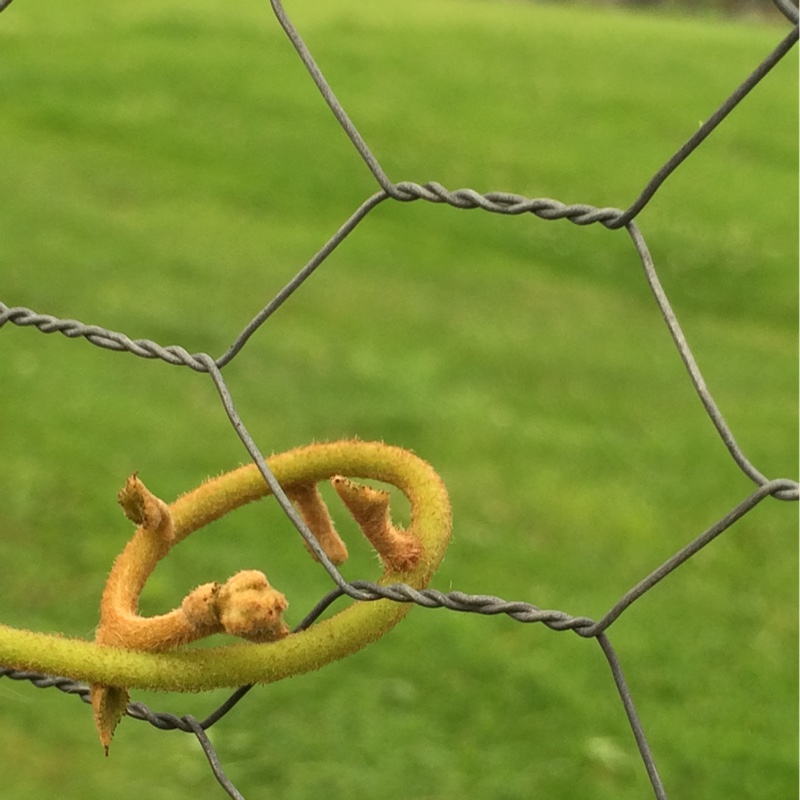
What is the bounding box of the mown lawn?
[0,1,797,798]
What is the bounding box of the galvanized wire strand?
[200,354,373,597]
[0,673,247,736]
[269,0,394,193]
[772,0,800,23]
[0,304,211,372]
[270,0,628,220]
[0,668,92,700]
[255,477,799,639]
[216,187,625,369]
[0,669,241,800]
[597,634,666,800]
[216,190,390,368]
[379,181,627,226]
[611,24,799,228]
[625,223,799,502]
[275,0,796,226]
[185,716,247,800]
[580,478,798,636]
[197,686,255,729]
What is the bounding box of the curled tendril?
[0,440,452,750]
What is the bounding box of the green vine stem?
[0,441,452,693]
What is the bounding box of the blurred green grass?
[0,0,797,798]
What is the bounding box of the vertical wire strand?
[597,635,668,800]
[611,25,798,227]
[184,716,247,800]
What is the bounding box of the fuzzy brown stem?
[286,482,348,564]
[331,476,421,572]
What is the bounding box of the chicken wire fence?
[0,0,798,797]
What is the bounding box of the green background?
[0,1,797,798]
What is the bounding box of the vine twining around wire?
[0,440,453,752]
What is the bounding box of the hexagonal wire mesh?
[0,1,797,797]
